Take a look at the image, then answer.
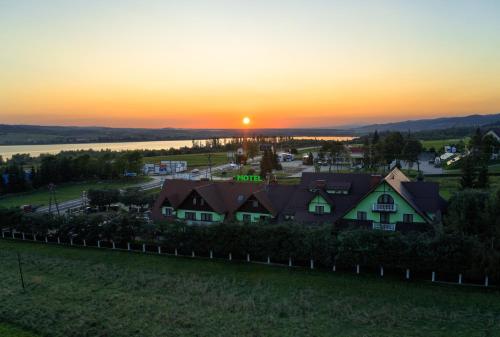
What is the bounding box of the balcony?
[372,203,397,212]
[372,222,396,231]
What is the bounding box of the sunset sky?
[1,0,500,128]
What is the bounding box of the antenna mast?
[48,183,60,216]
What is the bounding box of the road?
[35,162,239,214]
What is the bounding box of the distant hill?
[0,124,350,145]
[350,113,500,134]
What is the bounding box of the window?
[315,205,324,214]
[192,197,197,205]
[357,211,367,220]
[403,214,413,223]
[185,212,196,220]
[252,200,258,208]
[200,199,205,206]
[377,194,394,204]
[380,213,390,224]
[259,215,268,222]
[200,213,213,222]
[163,207,173,216]
[243,214,251,222]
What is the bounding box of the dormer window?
[193,197,197,205]
[252,200,258,208]
[200,199,204,206]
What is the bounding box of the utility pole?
[17,253,25,292]
[207,153,213,180]
[48,183,60,216]
[81,190,87,213]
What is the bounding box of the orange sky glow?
[1,1,499,129]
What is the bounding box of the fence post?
[310,259,314,270]
[97,240,101,248]
[175,248,178,256]
[1,231,4,238]
[229,253,232,261]
[70,238,73,246]
[112,241,116,249]
[45,236,48,243]
[356,264,360,274]
[431,271,436,282]
[406,269,410,280]
[246,253,250,262]
[380,266,384,277]
[127,242,131,251]
[57,237,60,244]
[142,244,146,253]
[209,250,213,259]
[83,239,87,247]
[192,251,195,258]
[485,276,489,287]
[22,233,25,240]
[458,273,463,285]
[333,264,336,272]
[288,257,292,267]
[33,234,37,242]
[158,246,161,254]
[12,232,15,239]
[267,256,270,264]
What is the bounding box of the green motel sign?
[235,175,262,182]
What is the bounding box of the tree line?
[2,187,500,282]
[0,151,143,195]
[359,131,423,172]
[459,128,500,189]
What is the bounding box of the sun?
[242,116,250,125]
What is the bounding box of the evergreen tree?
[476,165,489,188]
[259,150,274,178]
[402,138,423,171]
[460,156,476,189]
[382,132,404,170]
[470,128,483,161]
[362,137,371,170]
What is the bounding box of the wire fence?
[1,230,494,289]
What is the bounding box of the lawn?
[426,175,500,200]
[0,323,39,337]
[0,177,152,208]
[420,138,469,152]
[142,152,229,168]
[1,240,499,337]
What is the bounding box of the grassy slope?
[1,240,499,337]
[0,323,39,337]
[426,176,500,200]
[142,152,229,168]
[420,138,469,151]
[0,177,151,208]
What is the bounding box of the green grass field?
[0,177,151,208]
[426,175,500,200]
[142,152,229,168]
[1,240,499,337]
[420,138,469,152]
[0,323,39,337]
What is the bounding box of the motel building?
[152,168,446,232]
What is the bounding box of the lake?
[0,136,355,159]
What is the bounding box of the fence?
[0,230,493,288]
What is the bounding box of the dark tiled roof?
[152,180,262,220]
[307,179,351,191]
[401,181,442,213]
[384,168,444,219]
[286,172,383,223]
[152,169,446,225]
